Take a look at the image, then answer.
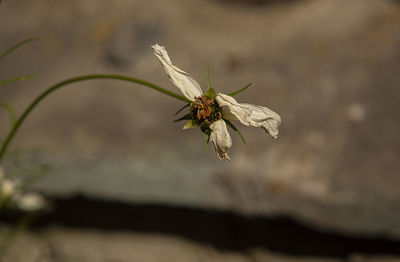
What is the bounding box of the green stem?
[0,74,190,162]
[0,38,38,61]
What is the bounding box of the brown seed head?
[190,95,222,124]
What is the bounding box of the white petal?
[209,120,232,161]
[215,93,252,122]
[240,103,281,138]
[216,93,281,138]
[16,192,46,211]
[152,44,203,101]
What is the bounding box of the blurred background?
[1,0,400,261]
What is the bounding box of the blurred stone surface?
[2,226,400,262]
[1,0,400,240]
[0,226,392,262]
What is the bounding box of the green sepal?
[0,103,16,127]
[205,133,210,149]
[205,87,216,99]
[198,121,212,148]
[174,103,190,116]
[206,62,211,91]
[0,75,35,86]
[228,82,252,97]
[0,38,38,61]
[183,120,201,129]
[200,122,210,133]
[223,118,246,144]
[174,113,192,122]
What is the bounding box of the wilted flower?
[0,165,47,212]
[152,44,281,161]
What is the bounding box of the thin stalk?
[0,74,190,162]
[0,38,38,61]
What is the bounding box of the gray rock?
[1,0,400,240]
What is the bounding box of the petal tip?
[151,43,162,49]
[222,154,231,161]
[151,44,165,56]
[210,120,232,161]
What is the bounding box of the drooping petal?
[152,44,203,101]
[216,93,281,138]
[209,120,232,161]
[215,93,252,122]
[240,103,281,138]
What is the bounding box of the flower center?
[190,95,222,124]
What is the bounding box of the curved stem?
[0,74,190,162]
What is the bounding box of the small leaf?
[223,118,246,144]
[174,113,192,122]
[206,62,211,91]
[200,123,211,149]
[203,133,211,149]
[0,103,16,127]
[0,75,35,86]
[205,87,216,99]
[174,103,190,116]
[0,38,38,61]
[228,82,252,97]
[183,120,200,129]
[200,122,211,135]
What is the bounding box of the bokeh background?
[1,0,400,261]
